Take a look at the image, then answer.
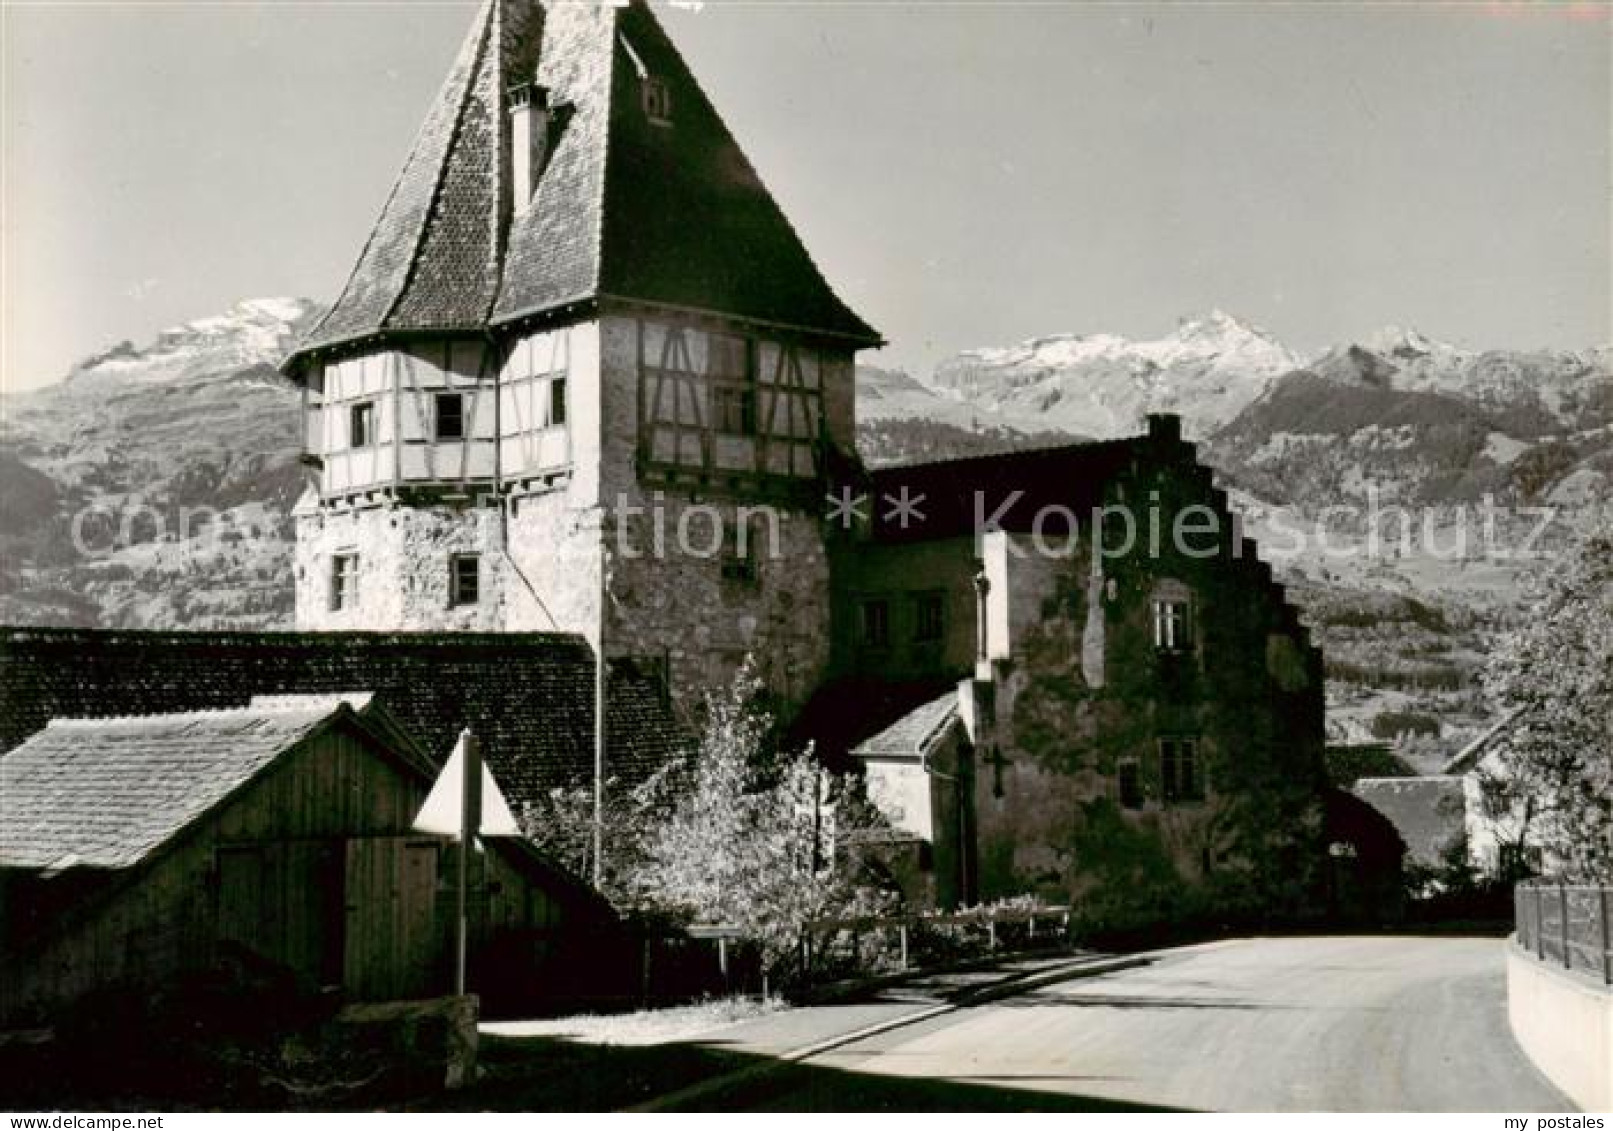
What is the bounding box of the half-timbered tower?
[281,0,880,707]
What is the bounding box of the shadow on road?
[419,1031,1189,1112]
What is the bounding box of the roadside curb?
[625,953,1152,1111]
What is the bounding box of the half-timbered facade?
[283,0,878,707]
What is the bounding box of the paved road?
[692,936,1572,1112]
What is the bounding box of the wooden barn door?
[342,837,442,1001]
[216,842,343,986]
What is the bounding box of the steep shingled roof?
[0,629,689,803]
[0,700,365,870]
[287,0,877,371]
[294,0,543,357]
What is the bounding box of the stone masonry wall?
[295,503,505,632]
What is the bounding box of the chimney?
[1146,412,1182,444]
[508,80,550,212]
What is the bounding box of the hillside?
[0,299,319,628]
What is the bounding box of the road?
[689,936,1573,1112]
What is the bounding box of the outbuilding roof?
[852,692,962,762]
[0,698,371,871]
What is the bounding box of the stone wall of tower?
[586,313,838,713]
[294,502,504,631]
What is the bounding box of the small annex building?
[0,695,618,1026]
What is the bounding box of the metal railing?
[1514,882,1613,986]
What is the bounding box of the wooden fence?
[805,905,1073,973]
[1514,882,1613,985]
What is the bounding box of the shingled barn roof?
[286,0,877,371]
[0,629,688,805]
[0,698,375,871]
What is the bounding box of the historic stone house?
[275,0,1362,919]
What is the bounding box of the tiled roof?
[0,629,689,807]
[295,0,543,357]
[581,0,878,342]
[0,701,351,870]
[288,0,877,371]
[865,439,1139,544]
[851,692,961,761]
[1352,776,1467,868]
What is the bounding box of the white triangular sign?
[413,736,521,837]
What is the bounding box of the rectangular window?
[861,599,890,648]
[435,393,465,441]
[1153,599,1193,651]
[349,402,375,449]
[1160,737,1204,804]
[547,376,568,428]
[449,553,480,607]
[1118,759,1144,810]
[720,549,758,586]
[710,333,756,435]
[913,591,946,644]
[714,386,757,435]
[330,552,359,612]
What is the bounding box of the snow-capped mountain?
[927,310,1302,440]
[1,299,322,629]
[60,298,321,390]
[1309,327,1611,431]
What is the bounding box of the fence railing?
[805,904,1073,973]
[1514,882,1613,986]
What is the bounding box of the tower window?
[709,334,757,436]
[435,393,465,441]
[714,386,757,435]
[349,402,375,449]
[642,76,672,125]
[861,599,890,648]
[330,552,359,611]
[449,553,481,607]
[1160,737,1204,804]
[720,546,758,586]
[1153,597,1193,652]
[1117,759,1144,810]
[913,591,945,644]
[547,376,568,428]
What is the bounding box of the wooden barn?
[0,694,613,1027]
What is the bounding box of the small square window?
[547,377,568,428]
[349,402,375,449]
[1160,737,1204,804]
[1154,598,1193,652]
[1118,760,1144,810]
[861,600,890,648]
[643,76,672,125]
[435,394,465,441]
[913,592,945,644]
[714,387,757,435]
[449,553,480,607]
[720,550,758,586]
[330,553,359,611]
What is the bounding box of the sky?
[2,0,1609,392]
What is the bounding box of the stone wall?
[295,503,505,632]
[965,465,1327,923]
[845,438,1330,923]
